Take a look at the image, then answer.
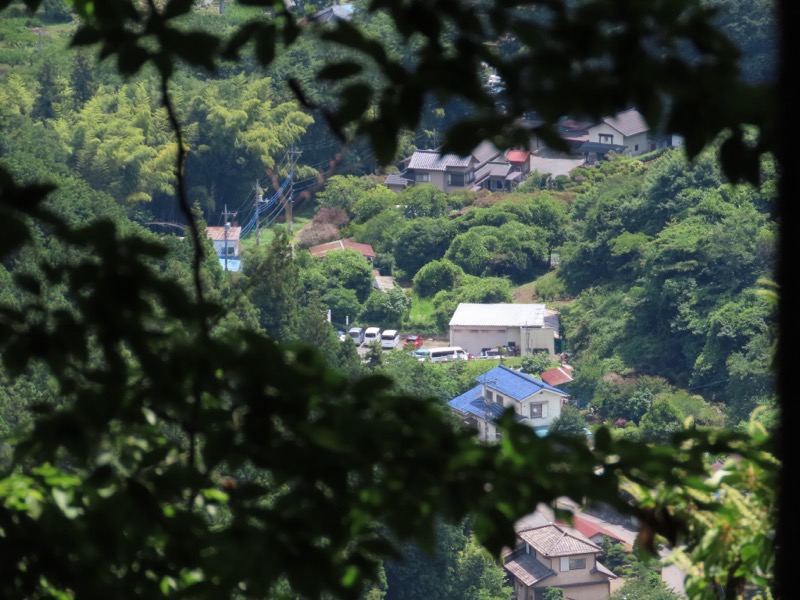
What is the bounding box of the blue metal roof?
[447,384,525,424]
[448,385,484,417]
[476,365,567,401]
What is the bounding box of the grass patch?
[406,294,437,332]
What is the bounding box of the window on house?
[634,144,639,151]
[447,172,465,186]
[599,133,613,144]
[570,557,586,570]
[560,556,587,571]
[495,394,504,406]
[530,402,545,418]
[467,171,474,183]
[416,172,430,182]
[485,390,493,402]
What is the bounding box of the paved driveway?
[529,148,586,177]
[552,498,688,597]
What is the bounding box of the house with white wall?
[447,364,569,441]
[207,225,242,258]
[585,108,650,157]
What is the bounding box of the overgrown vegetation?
[0,0,783,599]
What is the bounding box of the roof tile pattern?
[407,150,472,171]
[602,108,648,137]
[207,226,241,241]
[503,553,555,586]
[518,523,601,557]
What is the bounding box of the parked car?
[404,334,424,349]
[411,348,431,362]
[338,330,347,342]
[347,326,365,345]
[381,329,401,350]
[428,347,470,363]
[364,327,381,345]
[479,347,503,359]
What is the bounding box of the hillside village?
[0,1,779,600]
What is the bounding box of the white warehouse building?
[449,303,557,357]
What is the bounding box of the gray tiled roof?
[602,108,648,137]
[475,161,513,181]
[471,140,502,164]
[384,173,410,186]
[407,150,472,171]
[407,140,502,172]
[503,553,555,586]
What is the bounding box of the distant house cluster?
[385,108,679,194]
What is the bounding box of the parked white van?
[428,346,470,363]
[380,329,400,350]
[364,327,381,345]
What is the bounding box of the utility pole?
[222,204,234,272]
[286,146,302,235]
[255,181,264,247]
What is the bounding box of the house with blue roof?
[447,365,569,442]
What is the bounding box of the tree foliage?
[0,0,786,599]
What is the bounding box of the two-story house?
[399,140,502,194]
[447,364,569,441]
[585,108,650,157]
[503,513,618,600]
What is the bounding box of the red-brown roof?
[540,366,573,387]
[506,149,531,163]
[206,226,241,241]
[565,515,633,552]
[308,239,376,259]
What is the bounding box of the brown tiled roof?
[518,523,600,557]
[206,226,241,241]
[540,366,573,387]
[308,239,376,259]
[503,553,555,587]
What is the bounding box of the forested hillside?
[0,1,782,599]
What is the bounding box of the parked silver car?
[347,326,366,346]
